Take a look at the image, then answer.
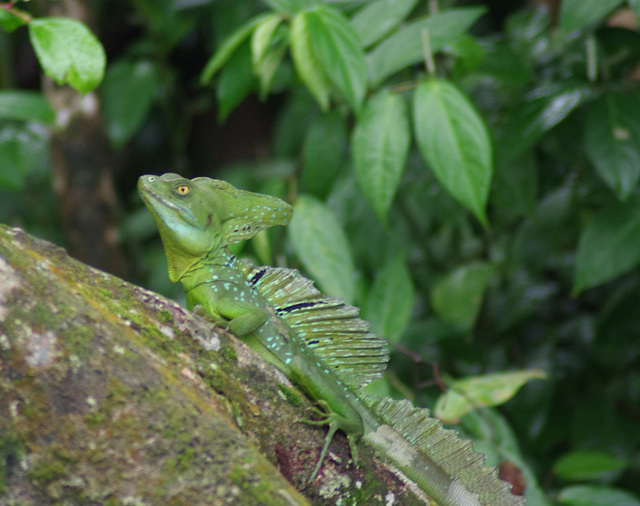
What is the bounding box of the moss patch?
[0,430,25,493]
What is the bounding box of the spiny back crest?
[237,259,390,389]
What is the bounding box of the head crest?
[195,178,293,245]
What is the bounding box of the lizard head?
[138,173,292,281]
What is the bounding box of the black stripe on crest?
[278,301,319,313]
[248,267,268,286]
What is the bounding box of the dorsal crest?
[236,259,390,389]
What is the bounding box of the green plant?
[1,1,640,504]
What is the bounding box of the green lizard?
[138,173,525,506]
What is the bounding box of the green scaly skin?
[139,173,525,506]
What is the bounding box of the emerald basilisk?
[139,173,525,506]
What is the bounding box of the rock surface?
[0,225,426,505]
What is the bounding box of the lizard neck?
[179,245,237,292]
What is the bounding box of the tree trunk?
[44,0,129,279]
[0,225,428,505]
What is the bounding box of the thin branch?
[421,28,436,77]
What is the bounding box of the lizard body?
[139,173,525,506]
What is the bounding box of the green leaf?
[367,7,485,86]
[559,0,625,36]
[558,485,640,506]
[350,0,419,48]
[289,196,355,303]
[302,111,347,197]
[597,25,640,75]
[363,255,414,343]
[492,149,537,218]
[435,370,546,423]
[217,42,255,122]
[306,6,367,112]
[200,14,269,85]
[352,90,409,223]
[273,89,316,158]
[554,451,627,481]
[252,14,285,66]
[250,229,273,267]
[0,91,54,124]
[0,124,49,191]
[251,16,289,99]
[448,34,485,75]
[585,92,640,200]
[257,50,287,100]
[290,11,331,111]
[461,408,525,462]
[474,38,530,88]
[500,82,592,160]
[413,79,492,226]
[0,132,27,191]
[261,0,319,14]
[0,7,29,32]
[28,18,106,93]
[430,261,494,329]
[573,201,640,294]
[505,6,552,62]
[102,60,160,149]
[631,0,640,16]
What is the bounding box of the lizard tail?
[362,395,526,506]
[237,259,523,505]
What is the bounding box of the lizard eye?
[176,184,190,196]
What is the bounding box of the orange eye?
[176,184,190,196]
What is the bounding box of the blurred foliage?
[2,1,640,504]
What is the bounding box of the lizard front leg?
[187,288,269,335]
[214,295,270,336]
